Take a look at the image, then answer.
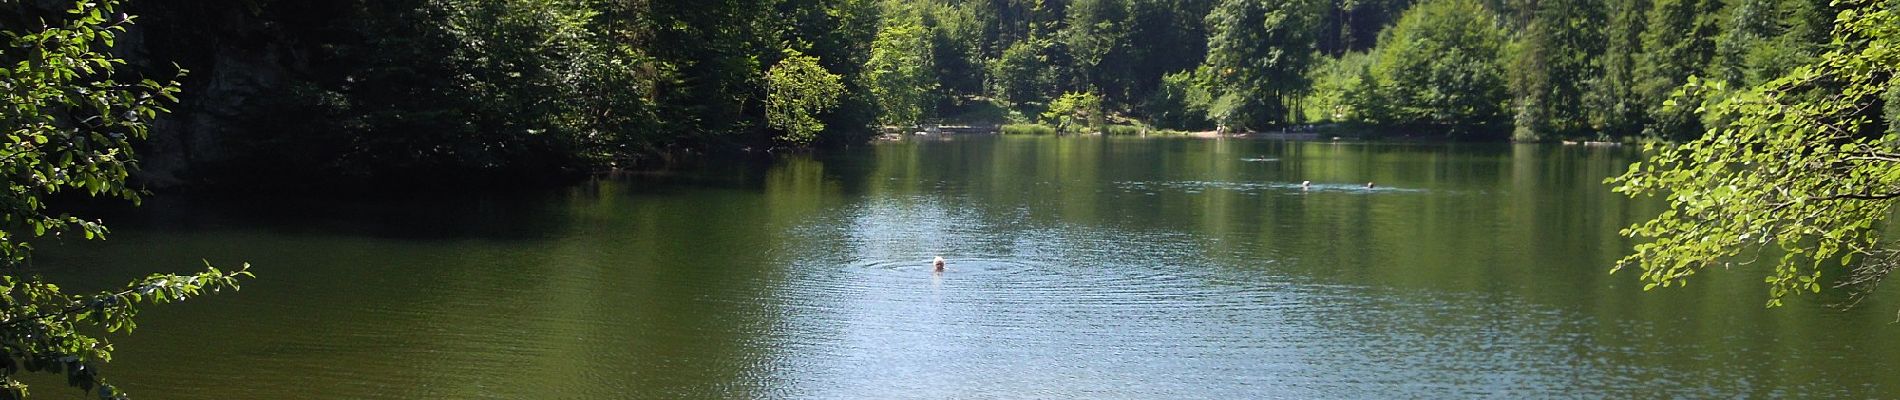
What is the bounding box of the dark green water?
[35,136,1900,398]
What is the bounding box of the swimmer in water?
[933,256,946,272]
[1365,182,1375,189]
[1301,180,1311,190]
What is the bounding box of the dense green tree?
[988,38,1053,106]
[1316,0,1417,54]
[1302,52,1366,123]
[866,16,936,127]
[1711,0,1833,87]
[1147,70,1216,130]
[766,50,847,144]
[933,2,992,100]
[776,0,882,144]
[0,1,251,397]
[29,0,1886,181]
[1610,0,1897,307]
[1062,0,1133,102]
[1042,91,1106,132]
[190,0,680,182]
[1202,0,1325,129]
[1507,0,1606,140]
[1635,0,1721,139]
[1371,0,1509,130]
[1588,0,1649,137]
[1125,0,1213,105]
[648,0,777,140]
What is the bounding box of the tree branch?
[0,287,140,329]
[1813,192,1900,201]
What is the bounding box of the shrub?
[1104,124,1144,135]
[1001,123,1058,135]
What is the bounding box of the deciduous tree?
[766,50,847,144]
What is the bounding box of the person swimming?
[1301,180,1311,190]
[933,256,946,272]
[1365,182,1375,188]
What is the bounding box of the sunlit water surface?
[36,136,1900,398]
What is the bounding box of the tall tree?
[1062,0,1133,102]
[776,0,881,144]
[765,50,847,144]
[1317,0,1415,54]
[865,16,936,127]
[1507,0,1606,140]
[647,0,775,141]
[1712,0,1833,87]
[1202,0,1325,130]
[1635,0,1721,138]
[1125,0,1213,104]
[989,38,1055,105]
[1373,0,1510,131]
[1589,0,1650,137]
[936,3,992,100]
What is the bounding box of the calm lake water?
[35,136,1900,398]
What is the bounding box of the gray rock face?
[124,12,301,188]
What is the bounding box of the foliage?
[1125,0,1215,105]
[1634,0,1721,139]
[1147,69,1215,130]
[28,0,1884,180]
[865,16,935,127]
[1302,52,1371,123]
[0,0,251,397]
[989,39,1054,106]
[1608,0,1898,307]
[1000,123,1059,135]
[1711,0,1833,87]
[1201,0,1324,130]
[1042,91,1105,132]
[1586,0,1650,137]
[1371,0,1509,129]
[1508,0,1606,141]
[766,50,847,144]
[1103,124,1144,135]
[213,0,677,181]
[1316,0,1417,53]
[921,2,989,99]
[1062,0,1132,101]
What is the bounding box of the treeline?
[116,0,882,185]
[882,0,1847,142]
[1299,0,1840,140]
[94,0,1868,185]
[108,0,1420,185]
[880,0,1847,141]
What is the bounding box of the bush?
[1042,91,1104,132]
[1001,123,1058,135]
[1144,69,1215,130]
[1105,124,1144,135]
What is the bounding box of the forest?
[17,0,1870,186]
[5,0,1900,398]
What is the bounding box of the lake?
[36,136,1900,398]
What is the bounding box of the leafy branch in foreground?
[0,265,250,400]
[1608,0,1898,308]
[2,0,252,398]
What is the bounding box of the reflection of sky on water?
[749,191,1643,398]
